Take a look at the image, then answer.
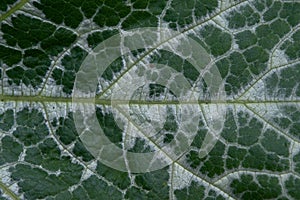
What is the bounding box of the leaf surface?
[1,0,300,199]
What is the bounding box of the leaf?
[1,0,300,199]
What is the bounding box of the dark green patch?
[226,146,247,169]
[122,11,158,29]
[0,109,14,131]
[125,187,148,200]
[135,167,169,199]
[163,107,178,132]
[132,0,167,15]
[293,151,300,174]
[261,129,290,157]
[80,0,103,18]
[8,48,50,87]
[217,52,255,95]
[200,25,232,57]
[284,176,300,199]
[174,181,205,199]
[24,147,42,165]
[13,108,49,146]
[227,12,246,29]
[230,174,282,200]
[23,49,50,69]
[41,27,77,56]
[221,111,238,143]
[238,118,262,146]
[242,145,289,171]
[0,0,17,11]
[6,66,25,86]
[101,57,124,82]
[256,25,279,50]
[280,3,300,27]
[0,136,22,165]
[273,105,300,139]
[75,175,122,199]
[93,1,131,27]
[265,64,300,98]
[252,0,266,12]
[243,46,268,75]
[87,30,119,49]
[175,181,225,200]
[263,1,281,21]
[34,0,83,28]
[0,45,22,66]
[52,46,88,94]
[190,119,207,148]
[72,141,95,162]
[10,137,83,200]
[96,161,130,190]
[164,0,218,28]
[235,30,257,50]
[243,46,268,63]
[96,107,123,147]
[150,50,200,83]
[148,84,166,98]
[227,5,260,29]
[282,30,300,60]
[132,0,148,9]
[198,141,225,177]
[56,114,77,145]
[270,19,291,38]
[128,138,153,153]
[186,150,202,168]
[163,133,174,144]
[56,113,94,162]
[2,14,56,48]
[2,14,77,88]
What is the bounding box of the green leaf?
[1,0,300,199]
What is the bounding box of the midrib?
[0,94,300,105]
